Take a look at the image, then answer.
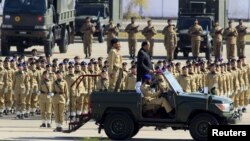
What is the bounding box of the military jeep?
[64,72,238,141]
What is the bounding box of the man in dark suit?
[137,41,153,82]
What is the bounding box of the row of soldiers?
[160,58,249,115]
[0,54,137,131]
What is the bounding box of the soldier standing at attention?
[105,19,119,54]
[81,17,96,59]
[178,66,195,93]
[125,65,137,90]
[206,63,221,95]
[13,64,30,119]
[65,66,77,120]
[52,71,68,132]
[29,62,40,116]
[188,19,203,61]
[0,60,7,117]
[142,20,157,58]
[223,20,238,62]
[108,38,123,92]
[125,17,139,59]
[39,71,53,128]
[3,59,14,115]
[211,21,224,61]
[236,19,247,59]
[164,25,177,62]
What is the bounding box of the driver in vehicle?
[140,74,174,117]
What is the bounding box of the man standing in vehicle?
[137,41,153,82]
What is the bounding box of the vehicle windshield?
[177,17,212,31]
[75,4,108,17]
[163,71,184,94]
[4,0,46,14]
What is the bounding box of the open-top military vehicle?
[75,0,110,43]
[1,0,75,56]
[64,71,238,141]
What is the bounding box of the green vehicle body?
[1,0,75,56]
[85,72,236,141]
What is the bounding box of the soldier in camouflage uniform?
[81,17,96,59]
[236,19,247,59]
[223,20,238,61]
[142,20,157,58]
[211,21,224,61]
[125,17,139,59]
[188,19,203,60]
[0,60,7,117]
[105,19,119,54]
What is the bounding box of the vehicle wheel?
[189,113,219,141]
[59,28,69,53]
[98,26,104,43]
[104,113,134,140]
[131,123,140,138]
[1,40,11,56]
[44,33,54,57]
[16,45,25,55]
[205,48,211,60]
[183,51,189,57]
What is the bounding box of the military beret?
[46,64,52,67]
[111,38,119,45]
[52,64,57,67]
[30,62,35,65]
[93,61,98,65]
[53,58,58,62]
[10,59,15,62]
[210,63,215,67]
[68,65,73,69]
[88,62,92,66]
[17,64,23,67]
[131,65,136,69]
[228,20,233,24]
[74,62,80,66]
[182,66,187,70]
[22,63,27,67]
[55,70,62,74]
[175,62,181,66]
[63,58,69,63]
[69,61,75,65]
[237,59,241,63]
[122,62,127,65]
[98,57,103,61]
[74,56,80,59]
[143,74,152,80]
[81,61,87,66]
[59,63,64,66]
[31,49,37,52]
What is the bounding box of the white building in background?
[0,0,5,16]
[228,0,250,20]
[122,0,178,18]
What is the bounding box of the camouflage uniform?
[162,25,177,61]
[125,21,139,58]
[236,23,247,58]
[188,22,203,59]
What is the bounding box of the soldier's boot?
[40,123,46,128]
[36,109,41,115]
[24,113,29,118]
[20,114,24,119]
[242,107,247,113]
[30,112,35,116]
[54,127,62,132]
[5,110,9,115]
[47,123,51,128]
[16,115,21,119]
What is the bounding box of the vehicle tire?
[16,45,25,55]
[131,123,140,138]
[183,51,189,57]
[205,48,210,60]
[59,28,69,53]
[1,40,11,56]
[104,113,134,140]
[189,113,219,141]
[44,33,54,57]
[98,26,104,43]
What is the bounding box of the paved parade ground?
[0,40,249,141]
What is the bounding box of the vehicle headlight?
[215,103,230,112]
[2,24,13,29]
[34,25,47,30]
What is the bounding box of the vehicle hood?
[179,92,232,104]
